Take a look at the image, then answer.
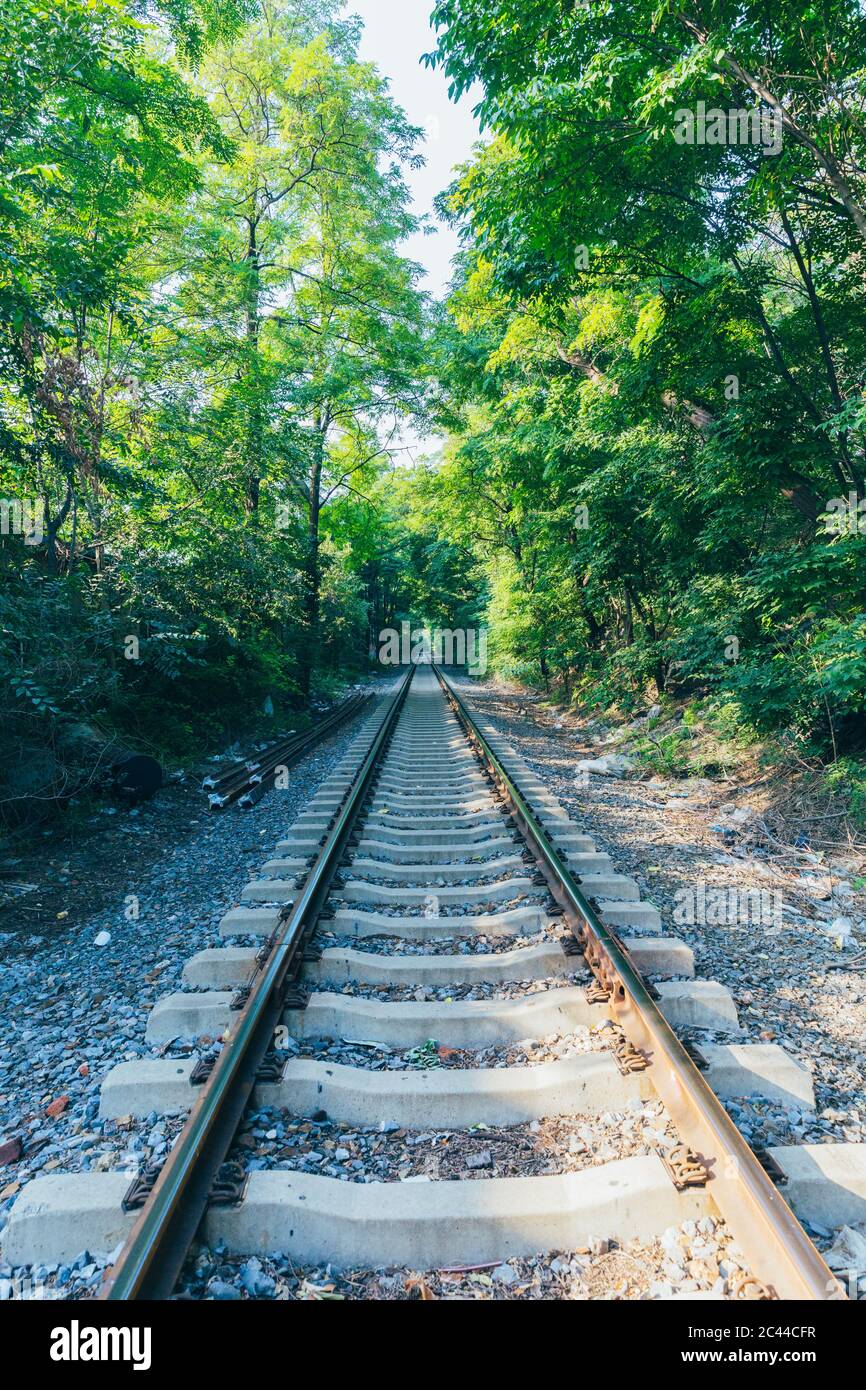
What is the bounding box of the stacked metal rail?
[202,692,371,809]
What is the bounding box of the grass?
[822,757,866,834]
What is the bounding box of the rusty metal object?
[614,1038,649,1074]
[255,936,277,969]
[189,1055,217,1087]
[207,1161,248,1208]
[282,984,309,1010]
[433,665,843,1302]
[585,980,612,1004]
[730,1271,774,1301]
[255,1051,286,1083]
[229,983,252,1012]
[755,1148,789,1185]
[682,1040,709,1071]
[122,1164,165,1213]
[102,665,416,1301]
[661,1144,711,1191]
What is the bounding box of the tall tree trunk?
[300,414,327,696]
[778,204,861,490]
[623,587,634,645]
[42,481,73,576]
[244,212,263,518]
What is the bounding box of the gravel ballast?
[453,676,866,1154]
[0,694,388,1285]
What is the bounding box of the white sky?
[343,0,482,299]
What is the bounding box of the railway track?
[202,692,372,810]
[4,665,862,1300]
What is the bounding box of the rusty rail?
[101,666,415,1300]
[434,665,843,1302]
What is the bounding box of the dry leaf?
[405,1274,436,1300]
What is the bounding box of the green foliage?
[0,0,430,826]
[423,0,866,766]
[823,759,866,830]
[8,0,866,828]
[631,728,693,779]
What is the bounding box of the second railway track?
[4,665,862,1300]
[203,692,372,810]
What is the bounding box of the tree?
[167,1,432,684]
[0,0,432,824]
[0,0,233,573]
[422,0,866,744]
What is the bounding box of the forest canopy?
[3,0,866,826]
[0,0,447,820]
[422,0,866,756]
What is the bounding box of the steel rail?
[204,693,370,808]
[101,665,415,1300]
[234,697,368,810]
[207,695,370,805]
[434,666,843,1302]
